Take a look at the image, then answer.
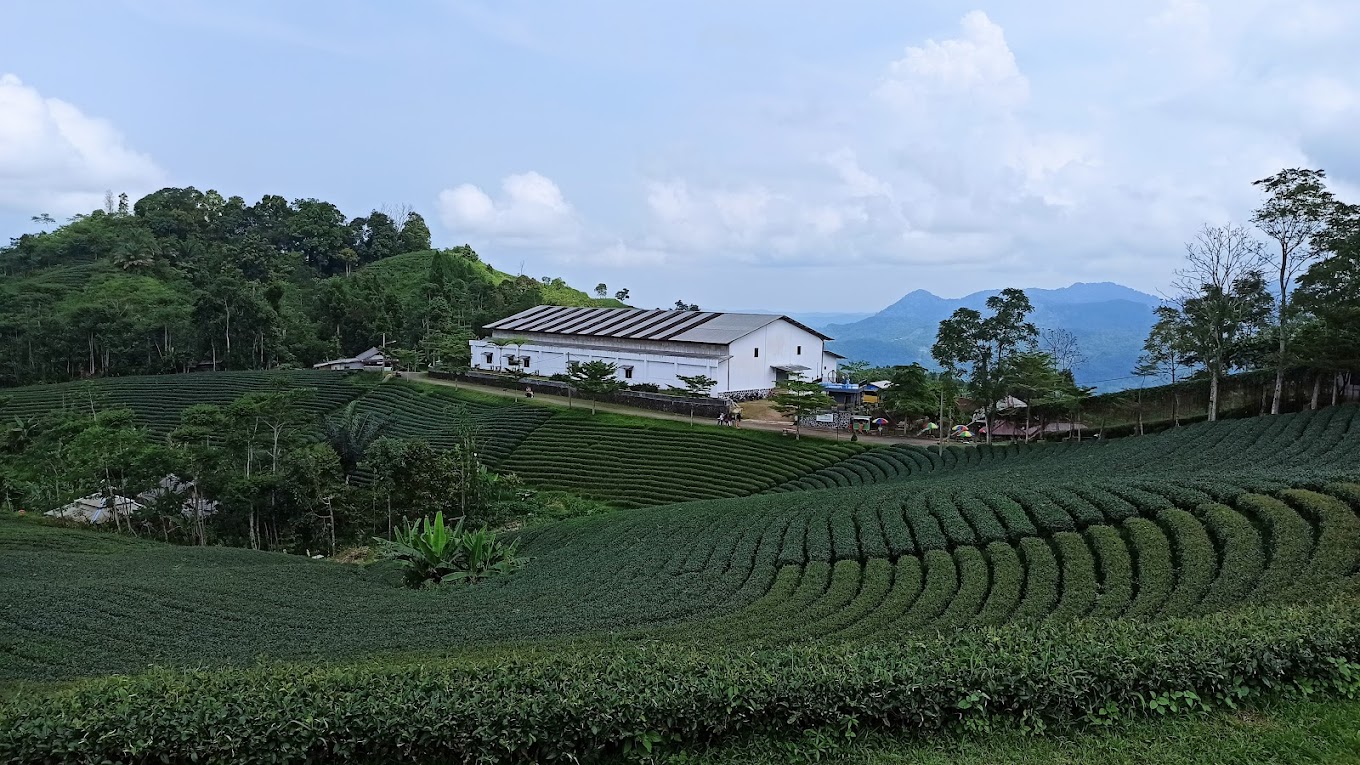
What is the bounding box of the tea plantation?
[4,396,1360,762]
[0,371,861,503]
[0,370,370,434]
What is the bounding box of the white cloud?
[0,74,166,216]
[424,2,1360,302]
[603,3,1359,293]
[875,10,1029,114]
[436,171,580,246]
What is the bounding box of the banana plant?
[375,511,521,588]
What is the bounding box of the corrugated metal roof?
[484,306,833,344]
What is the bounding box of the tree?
[1294,201,1360,407]
[673,373,718,426]
[486,337,519,371]
[1251,168,1339,414]
[675,373,717,397]
[674,300,699,311]
[287,199,349,273]
[1002,350,1069,441]
[769,373,836,440]
[398,211,432,253]
[594,283,608,298]
[568,360,626,414]
[1172,223,1272,421]
[1040,327,1085,375]
[614,288,630,302]
[838,359,872,385]
[879,364,937,420]
[931,288,1037,443]
[322,402,392,479]
[1135,305,1193,427]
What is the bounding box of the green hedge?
[1157,509,1216,618]
[8,603,1360,764]
[1238,493,1314,601]
[975,542,1024,626]
[1124,518,1174,619]
[1196,503,1265,612]
[1049,532,1097,622]
[1086,525,1133,618]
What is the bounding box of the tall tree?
[1251,168,1338,414]
[879,363,938,420]
[769,373,836,440]
[322,402,392,479]
[1134,305,1194,427]
[1293,201,1360,406]
[594,283,608,298]
[1172,223,1272,421]
[398,211,432,252]
[1040,327,1084,375]
[931,288,1036,443]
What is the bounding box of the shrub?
[8,601,1360,764]
[373,511,521,588]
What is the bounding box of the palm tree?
[323,402,392,479]
[488,337,519,371]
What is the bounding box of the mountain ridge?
[819,282,1163,391]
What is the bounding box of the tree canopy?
[0,189,612,385]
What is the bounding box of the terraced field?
[0,370,369,434]
[4,404,1360,761]
[498,416,865,507]
[347,383,552,465]
[773,403,1360,491]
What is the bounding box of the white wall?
[470,339,722,392]
[470,318,828,395]
[723,321,827,393]
[821,353,841,381]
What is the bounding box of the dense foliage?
[375,511,521,587]
[0,190,616,385]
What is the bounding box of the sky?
[2,0,1358,313]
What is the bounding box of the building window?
[483,352,494,365]
[622,366,634,379]
[520,355,531,366]
[507,356,520,366]
[754,348,759,358]
[797,345,802,355]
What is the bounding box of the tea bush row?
[0,370,368,434]
[772,404,1360,492]
[499,417,864,507]
[8,603,1360,764]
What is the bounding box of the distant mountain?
[721,309,875,328]
[823,282,1163,391]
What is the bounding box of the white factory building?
[470,305,840,398]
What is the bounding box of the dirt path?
[409,373,934,446]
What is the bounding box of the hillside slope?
[5,405,1360,762]
[361,249,624,309]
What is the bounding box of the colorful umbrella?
[871,417,889,426]
[951,424,969,433]
[957,429,974,438]
[925,422,939,430]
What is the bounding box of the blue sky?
[2,0,1358,311]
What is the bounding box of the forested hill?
[0,188,618,387]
